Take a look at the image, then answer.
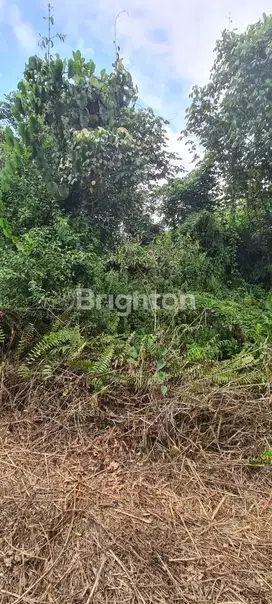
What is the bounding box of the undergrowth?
[0,11,272,418]
[0,286,271,398]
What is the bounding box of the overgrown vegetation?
[0,11,272,399]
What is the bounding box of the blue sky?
[0,0,271,167]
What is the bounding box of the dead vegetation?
[0,378,272,603]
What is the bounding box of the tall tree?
[184,14,272,210]
[161,158,217,228]
[1,47,175,243]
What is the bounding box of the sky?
[0,0,271,168]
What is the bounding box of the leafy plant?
[0,10,272,407]
[250,448,272,466]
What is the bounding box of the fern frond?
[17,363,31,379]
[26,327,84,365]
[89,344,114,377]
[88,344,115,390]
[17,324,35,356]
[68,359,94,372]
[42,364,54,380]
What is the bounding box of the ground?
[0,383,272,603]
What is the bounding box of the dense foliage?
[184,14,272,209]
[1,47,174,245]
[0,13,271,394]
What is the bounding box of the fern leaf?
[17,363,31,379]
[42,364,54,380]
[26,327,84,364]
[89,344,114,378]
[17,324,35,356]
[88,344,115,390]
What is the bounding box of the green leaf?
[28,56,37,70]
[14,139,23,154]
[88,60,96,76]
[68,59,76,79]
[5,127,14,148]
[5,159,15,176]
[17,81,26,95]
[157,371,167,382]
[73,50,82,61]
[161,384,168,396]
[18,122,31,147]
[15,96,25,115]
[57,183,69,200]
[156,359,166,371]
[128,346,138,360]
[0,217,19,245]
[158,346,168,357]
[53,57,64,82]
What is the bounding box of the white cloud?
[8,3,36,52]
[13,21,36,52]
[57,0,272,86]
[54,0,272,137]
[0,0,5,20]
[77,37,94,58]
[166,128,191,172]
[166,127,204,173]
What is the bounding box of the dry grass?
[0,378,272,603]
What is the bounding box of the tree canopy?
[1,46,175,245]
[184,14,272,209]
